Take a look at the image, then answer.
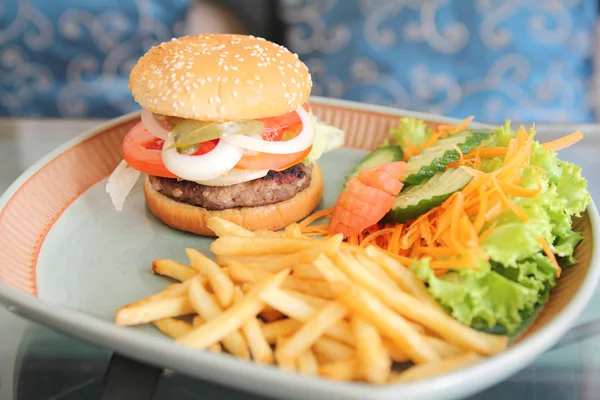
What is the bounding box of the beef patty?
[148,164,313,211]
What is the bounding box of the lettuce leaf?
[303,116,345,165]
[383,118,432,148]
[412,260,541,334]
[411,120,590,335]
[556,161,590,217]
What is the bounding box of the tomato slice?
[235,146,312,171]
[258,103,309,141]
[126,102,311,177]
[123,122,177,178]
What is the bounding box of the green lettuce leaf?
[303,116,345,165]
[383,118,432,148]
[412,260,540,334]
[556,161,591,217]
[485,120,516,148]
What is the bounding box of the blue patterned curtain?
[0,0,188,118]
[279,0,597,122]
[1,0,597,122]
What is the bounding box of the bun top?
[129,34,312,122]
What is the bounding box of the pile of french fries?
[115,217,508,384]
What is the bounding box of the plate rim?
[1,96,599,400]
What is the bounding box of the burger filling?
[148,164,313,211]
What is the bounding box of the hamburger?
[106,34,343,236]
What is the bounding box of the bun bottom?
[143,163,324,236]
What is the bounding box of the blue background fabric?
[0,0,597,122]
[279,0,597,123]
[0,0,188,118]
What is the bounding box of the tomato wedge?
[329,162,406,237]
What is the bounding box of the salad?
[314,117,591,335]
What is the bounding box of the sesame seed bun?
[143,163,324,236]
[130,34,312,122]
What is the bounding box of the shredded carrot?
[404,138,420,154]
[542,131,583,152]
[464,147,508,159]
[299,207,332,229]
[537,237,562,278]
[295,117,568,279]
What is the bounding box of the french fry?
[292,264,323,280]
[152,259,198,282]
[364,245,440,308]
[426,336,464,359]
[187,277,250,359]
[235,288,274,365]
[354,253,397,291]
[116,296,194,326]
[275,336,296,372]
[296,349,319,375]
[284,223,303,238]
[313,337,356,362]
[262,318,301,344]
[191,315,222,352]
[229,263,336,299]
[254,229,284,238]
[211,236,342,255]
[285,289,330,309]
[186,248,234,308]
[176,269,290,349]
[333,252,507,356]
[389,353,481,383]
[275,301,348,363]
[217,254,291,272]
[260,307,285,322]
[259,287,354,345]
[192,314,204,327]
[337,282,438,364]
[312,254,349,282]
[319,359,360,381]
[218,236,342,272]
[207,217,254,237]
[153,318,193,338]
[351,315,391,384]
[382,339,409,363]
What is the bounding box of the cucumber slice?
[384,166,473,223]
[402,130,488,185]
[346,145,403,183]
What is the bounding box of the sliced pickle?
[168,120,264,150]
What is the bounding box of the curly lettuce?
[412,121,590,334]
[382,117,432,148]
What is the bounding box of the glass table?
[1,118,600,400]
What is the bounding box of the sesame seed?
[278,66,284,70]
[281,82,287,87]
[216,97,222,104]
[178,100,185,107]
[217,76,221,82]
[234,78,240,84]
[207,77,212,82]
[172,101,178,109]
[191,93,196,100]
[248,80,254,85]
[291,78,296,83]
[220,106,225,113]
[230,66,238,71]
[224,65,229,71]
[222,76,228,83]
[284,93,290,98]
[209,97,215,104]
[233,90,238,97]
[192,82,198,88]
[238,58,244,62]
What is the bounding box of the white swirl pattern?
[280,0,596,122]
[0,0,186,117]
